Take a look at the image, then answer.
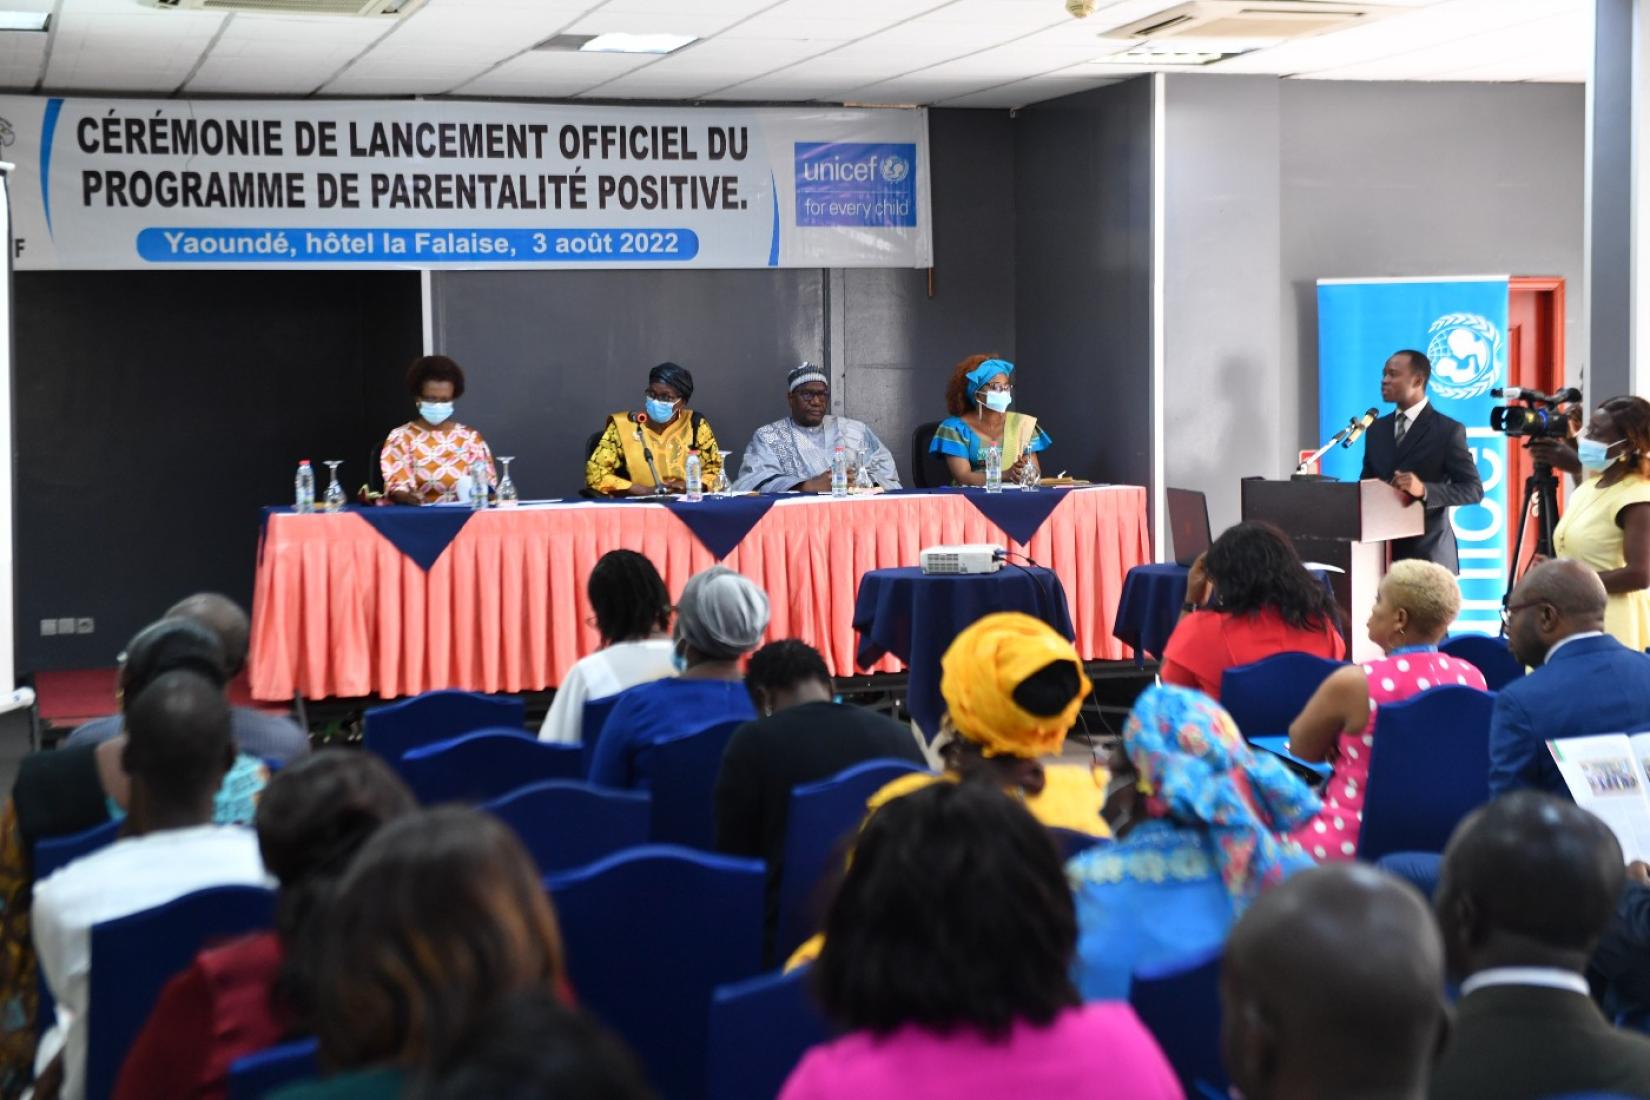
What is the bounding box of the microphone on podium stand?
[1294,406,1380,480]
[632,412,667,491]
[1339,407,1381,448]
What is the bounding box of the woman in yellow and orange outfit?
[586,362,722,496]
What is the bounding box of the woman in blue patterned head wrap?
[928,353,1053,486]
[586,361,724,497]
[1067,684,1320,1000]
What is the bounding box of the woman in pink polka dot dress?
[1284,560,1487,861]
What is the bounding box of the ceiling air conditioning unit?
[1105,0,1383,42]
[148,0,423,15]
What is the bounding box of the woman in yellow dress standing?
[1541,395,1650,649]
[585,362,722,497]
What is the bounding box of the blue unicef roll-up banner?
[1317,277,1510,635]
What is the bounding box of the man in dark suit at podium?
[1360,349,1484,573]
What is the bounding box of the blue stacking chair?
[641,720,748,850]
[1441,633,1526,691]
[33,818,124,1037]
[1129,947,1227,1100]
[398,729,581,804]
[85,884,276,1100]
[1051,826,1108,863]
[34,818,121,882]
[1220,652,1346,737]
[1357,685,1495,863]
[548,845,764,1100]
[707,965,828,1100]
[579,693,624,777]
[227,1037,320,1100]
[362,688,524,761]
[775,759,930,959]
[484,780,651,874]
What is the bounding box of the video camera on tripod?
[1489,386,1583,627]
[1489,386,1582,439]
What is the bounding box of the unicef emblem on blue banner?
[1426,312,1503,400]
[880,154,910,184]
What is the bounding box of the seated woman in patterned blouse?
[380,356,496,505]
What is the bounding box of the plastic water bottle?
[831,444,848,498]
[468,460,488,510]
[294,460,315,514]
[684,449,704,502]
[984,445,1003,494]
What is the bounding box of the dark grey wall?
[840,109,1017,481]
[15,270,423,671]
[1279,81,1586,448]
[430,268,826,497]
[1162,74,1281,535]
[1592,0,1632,401]
[431,108,1019,494]
[1014,78,1156,496]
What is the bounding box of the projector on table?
[919,544,1005,575]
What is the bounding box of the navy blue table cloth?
[259,505,479,572]
[853,565,1075,738]
[1112,563,1337,668]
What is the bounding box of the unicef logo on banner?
[1426,313,1503,400]
[795,142,919,229]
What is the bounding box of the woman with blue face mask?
[1541,395,1650,649]
[928,354,1052,487]
[585,361,723,497]
[380,355,497,506]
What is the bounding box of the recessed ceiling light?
[0,11,49,32]
[579,32,697,55]
[1091,45,1243,66]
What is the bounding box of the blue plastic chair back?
[580,694,624,776]
[1129,947,1226,1098]
[642,720,747,850]
[1219,652,1345,737]
[1357,685,1495,863]
[775,759,931,959]
[548,845,764,1100]
[362,688,524,761]
[1051,827,1108,863]
[1440,633,1526,691]
[34,818,121,882]
[707,965,827,1100]
[227,1036,320,1100]
[398,729,581,804]
[484,780,651,874]
[86,884,276,1100]
[32,818,124,1037]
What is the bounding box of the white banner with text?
[0,96,933,270]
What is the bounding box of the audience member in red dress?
[114,751,416,1100]
[1160,522,1346,699]
[1222,864,1448,1100]
[1287,559,1485,861]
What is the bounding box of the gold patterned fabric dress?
[585,411,722,495]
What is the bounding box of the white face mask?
[981,390,1013,414]
[419,401,454,426]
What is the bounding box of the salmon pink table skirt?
[249,485,1150,701]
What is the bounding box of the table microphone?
[1340,407,1381,448]
[633,412,667,491]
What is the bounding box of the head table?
[249,485,1150,702]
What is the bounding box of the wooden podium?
[1240,479,1424,662]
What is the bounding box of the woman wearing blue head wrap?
[929,354,1053,486]
[586,361,724,497]
[1067,684,1320,1000]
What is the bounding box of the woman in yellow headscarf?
[869,612,1109,836]
[784,613,1107,971]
